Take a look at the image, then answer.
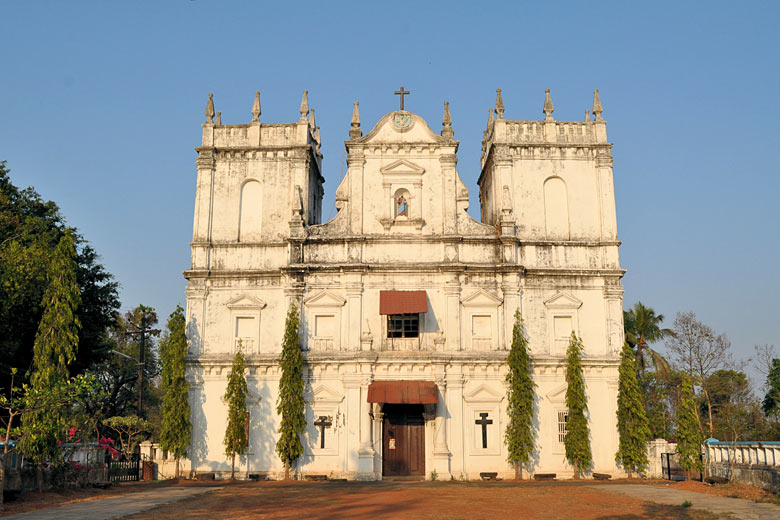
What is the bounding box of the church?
[183,86,626,480]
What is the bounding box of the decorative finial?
[495,88,505,119]
[488,107,494,126]
[308,108,316,132]
[205,93,215,123]
[442,101,454,139]
[349,101,362,139]
[251,91,261,122]
[592,89,604,121]
[584,109,590,122]
[315,126,321,146]
[299,90,309,122]
[215,111,222,125]
[543,89,554,122]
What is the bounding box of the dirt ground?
[116,480,728,520]
[5,478,771,519]
[0,479,216,517]
[653,479,779,503]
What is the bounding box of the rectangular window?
[235,316,256,337]
[235,316,257,353]
[553,316,573,339]
[315,315,335,338]
[472,315,491,338]
[387,314,419,338]
[557,410,568,443]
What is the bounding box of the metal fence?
[661,452,702,481]
[109,453,140,482]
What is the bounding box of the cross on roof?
[394,86,410,110]
[475,412,493,449]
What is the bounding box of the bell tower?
[190,91,324,271]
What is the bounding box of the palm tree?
[623,302,674,377]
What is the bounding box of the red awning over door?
[367,380,439,404]
[379,291,428,315]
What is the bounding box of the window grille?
[387,314,419,338]
[557,411,568,443]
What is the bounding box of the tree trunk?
[175,457,180,480]
[703,387,714,439]
[284,459,290,480]
[36,463,44,493]
[231,453,236,480]
[627,469,633,479]
[514,461,521,480]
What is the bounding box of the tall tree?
[84,309,161,428]
[640,372,674,440]
[19,231,81,489]
[224,349,248,480]
[623,302,673,376]
[615,342,651,477]
[276,303,305,480]
[504,311,536,479]
[762,358,780,421]
[159,305,192,479]
[666,312,733,438]
[564,333,592,478]
[0,161,119,397]
[675,375,703,479]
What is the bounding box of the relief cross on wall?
[314,415,333,449]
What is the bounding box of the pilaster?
[446,371,465,478]
[345,273,364,351]
[501,273,521,349]
[439,153,458,234]
[444,275,461,351]
[346,151,365,234]
[342,374,362,476]
[357,379,376,480]
[432,367,451,479]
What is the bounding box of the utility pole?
[126,308,160,418]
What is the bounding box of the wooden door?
[382,404,425,476]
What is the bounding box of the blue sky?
[2,1,778,380]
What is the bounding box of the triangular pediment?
[543,292,583,309]
[226,294,267,310]
[461,289,503,307]
[304,384,345,404]
[380,159,425,176]
[304,290,346,308]
[463,383,505,403]
[546,383,568,402]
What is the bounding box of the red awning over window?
[367,380,439,404]
[379,290,428,315]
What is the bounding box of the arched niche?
[393,188,411,219]
[238,180,262,242]
[543,177,570,240]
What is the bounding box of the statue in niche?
[396,194,408,217]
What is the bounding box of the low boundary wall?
[704,441,780,493]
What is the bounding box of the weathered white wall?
[185,96,624,480]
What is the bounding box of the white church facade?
[184,87,625,480]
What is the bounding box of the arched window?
[394,189,410,219]
[238,180,262,242]
[543,177,569,239]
